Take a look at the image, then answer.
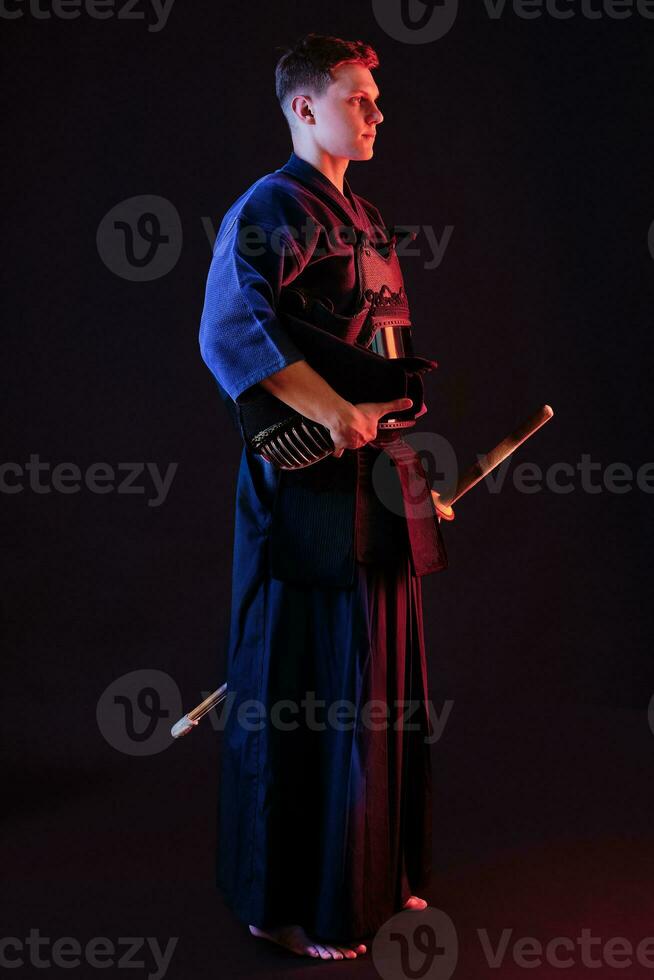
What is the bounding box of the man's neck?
[292,146,349,196]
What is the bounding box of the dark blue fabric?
[217,448,432,942]
[200,154,434,941]
[198,152,386,403]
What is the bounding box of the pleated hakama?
[216,448,433,943]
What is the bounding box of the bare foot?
[249,924,367,960]
[403,895,428,910]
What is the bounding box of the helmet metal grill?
[254,418,335,470]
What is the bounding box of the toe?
[404,896,428,910]
[314,944,331,960]
[338,947,357,959]
[326,946,343,959]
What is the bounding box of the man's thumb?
[381,397,413,416]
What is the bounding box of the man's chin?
[351,144,375,161]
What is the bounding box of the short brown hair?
[275,33,379,117]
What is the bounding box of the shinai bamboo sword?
[171,404,554,738]
[432,404,554,520]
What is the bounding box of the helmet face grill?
[256,417,335,470]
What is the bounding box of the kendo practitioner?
[198,33,447,961]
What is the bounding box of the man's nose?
[369,105,384,125]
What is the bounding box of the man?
[199,33,445,960]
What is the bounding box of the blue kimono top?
[198,151,436,587]
[199,151,388,403]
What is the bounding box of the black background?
[4,1,654,977]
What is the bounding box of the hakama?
[216,447,433,942]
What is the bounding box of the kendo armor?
[235,227,437,470]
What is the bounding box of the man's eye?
[350,97,362,104]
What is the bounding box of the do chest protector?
[235,227,437,469]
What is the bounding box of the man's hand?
[327,398,413,457]
[257,362,413,458]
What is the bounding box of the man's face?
[308,61,384,161]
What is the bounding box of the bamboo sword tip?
[171,715,199,739]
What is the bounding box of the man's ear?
[290,95,314,124]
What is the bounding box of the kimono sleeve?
[198,212,307,403]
